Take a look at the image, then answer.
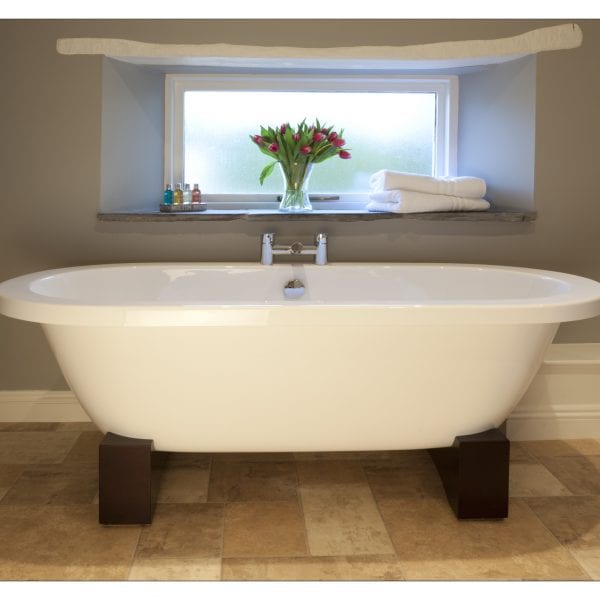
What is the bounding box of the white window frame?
[165,73,458,208]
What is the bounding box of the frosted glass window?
[183,91,436,195]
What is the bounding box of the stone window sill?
[97,208,536,223]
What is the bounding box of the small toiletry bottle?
[163,184,173,205]
[174,183,183,205]
[183,183,192,204]
[192,183,201,203]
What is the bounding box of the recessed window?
[165,74,458,207]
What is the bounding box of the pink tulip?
[293,133,301,142]
[300,145,312,154]
[280,124,287,134]
[252,135,264,145]
[268,143,279,153]
[313,132,326,143]
[332,138,345,148]
[339,150,351,159]
[327,132,338,142]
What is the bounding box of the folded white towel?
[367,190,491,213]
[369,170,486,199]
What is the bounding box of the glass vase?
[278,162,313,212]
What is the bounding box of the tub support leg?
[428,428,510,520]
[99,432,163,525]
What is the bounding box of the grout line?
[124,526,144,581]
[536,455,597,496]
[215,458,225,582]
[293,459,312,558]
[561,546,597,580]
[204,454,213,505]
[521,497,594,580]
[362,462,403,569]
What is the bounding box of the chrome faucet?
[261,232,327,265]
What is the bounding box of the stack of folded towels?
[367,170,490,213]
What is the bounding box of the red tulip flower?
[252,120,351,186]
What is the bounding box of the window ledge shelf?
[97,209,536,223]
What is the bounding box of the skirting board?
[0,390,91,422]
[1,343,599,441]
[506,343,600,440]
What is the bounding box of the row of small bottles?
[163,183,202,205]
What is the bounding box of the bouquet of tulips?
[250,119,351,185]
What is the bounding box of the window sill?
[97,208,536,223]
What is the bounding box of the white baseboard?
[1,344,599,441]
[0,390,90,422]
[506,343,600,441]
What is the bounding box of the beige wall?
[1,19,599,389]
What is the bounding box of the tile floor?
[0,422,599,581]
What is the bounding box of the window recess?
[57,24,581,220]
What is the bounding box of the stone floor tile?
[509,442,539,464]
[527,496,600,580]
[360,450,435,469]
[164,452,211,467]
[129,557,221,580]
[509,463,572,497]
[0,464,25,491]
[222,556,405,581]
[55,422,99,431]
[294,450,424,461]
[377,497,589,580]
[0,431,80,464]
[223,501,307,558]
[300,483,395,557]
[0,423,59,432]
[157,461,211,503]
[210,452,295,462]
[62,431,105,464]
[296,460,366,486]
[207,461,298,502]
[519,439,600,458]
[0,505,140,580]
[0,463,98,505]
[539,456,600,496]
[363,462,445,500]
[136,503,224,560]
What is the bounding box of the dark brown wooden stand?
[99,432,165,525]
[428,428,510,519]
[98,428,509,524]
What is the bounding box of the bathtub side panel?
[41,323,558,452]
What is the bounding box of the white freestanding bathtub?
[1,262,599,452]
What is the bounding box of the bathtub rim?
[1,261,600,327]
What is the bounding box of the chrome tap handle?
[315,233,328,265]
[261,233,275,265]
